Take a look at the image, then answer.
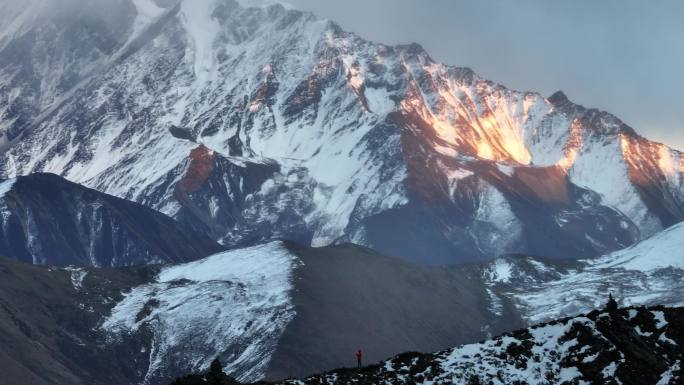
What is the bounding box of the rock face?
[1,0,682,263]
[0,173,224,266]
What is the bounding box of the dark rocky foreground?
[174,305,684,385]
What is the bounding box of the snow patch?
[656,360,680,385]
[652,311,668,329]
[0,178,15,197]
[64,267,88,291]
[484,258,513,283]
[101,242,299,382]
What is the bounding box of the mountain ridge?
[0,173,224,266]
[1,220,683,384]
[0,0,682,264]
[172,305,684,385]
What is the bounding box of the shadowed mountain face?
[2,228,684,385]
[0,242,521,385]
[0,257,154,385]
[0,173,224,267]
[265,242,521,380]
[1,0,682,264]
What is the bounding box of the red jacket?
[356,350,363,360]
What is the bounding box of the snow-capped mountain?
[1,0,682,263]
[0,173,224,266]
[479,221,684,325]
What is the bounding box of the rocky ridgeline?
[174,305,683,385]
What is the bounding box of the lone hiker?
[356,349,363,368]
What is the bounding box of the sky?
[287,0,684,151]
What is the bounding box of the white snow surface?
[590,222,684,271]
[1,0,683,258]
[101,242,300,383]
[512,222,684,324]
[483,258,514,284]
[0,178,15,197]
[656,361,681,385]
[568,136,661,237]
[63,266,88,291]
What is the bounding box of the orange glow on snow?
[557,148,577,170]
[557,119,583,170]
[657,144,677,176]
[477,115,531,164]
[477,141,495,160]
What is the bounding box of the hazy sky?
[288,0,684,150]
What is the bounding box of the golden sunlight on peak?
[477,115,531,165]
[499,136,531,165]
[657,144,678,176]
[557,119,583,171]
[476,141,495,160]
[557,148,578,171]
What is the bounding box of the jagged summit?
[548,90,570,105]
[1,0,683,263]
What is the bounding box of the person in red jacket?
[355,349,363,368]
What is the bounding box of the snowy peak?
[1,0,683,263]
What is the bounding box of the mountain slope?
[477,221,684,325]
[0,173,224,266]
[0,241,519,385]
[260,306,683,385]
[2,224,684,385]
[265,242,517,380]
[0,256,153,385]
[1,0,681,263]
